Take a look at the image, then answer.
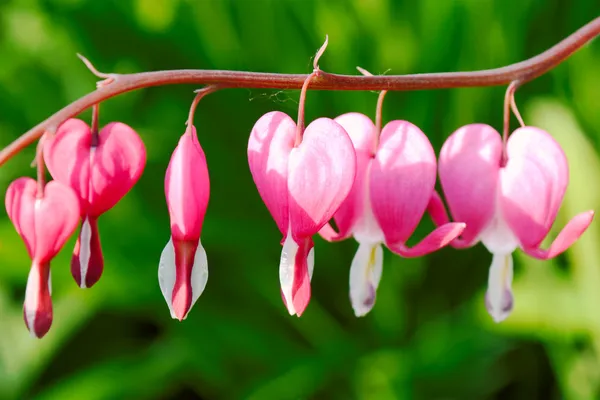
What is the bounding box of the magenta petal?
[248,111,295,235]
[43,119,93,210]
[524,211,594,259]
[5,178,81,262]
[318,113,376,242]
[165,128,210,241]
[500,127,569,248]
[389,222,466,257]
[288,118,356,240]
[89,122,146,215]
[43,119,146,216]
[369,120,437,245]
[439,124,502,246]
[427,191,473,249]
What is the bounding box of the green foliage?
[0,0,599,398]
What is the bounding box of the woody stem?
[0,16,599,166]
[35,135,46,198]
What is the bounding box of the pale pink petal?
[89,122,146,216]
[524,211,594,259]
[248,111,295,235]
[288,118,356,240]
[24,261,53,338]
[165,128,210,241]
[500,127,568,248]
[439,124,502,246]
[388,222,465,257]
[317,114,376,242]
[349,242,383,317]
[369,120,436,244]
[279,235,314,316]
[43,118,92,211]
[426,191,472,249]
[71,216,103,288]
[158,237,208,320]
[324,113,377,241]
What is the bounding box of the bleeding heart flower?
[158,126,210,321]
[44,118,146,288]
[319,113,465,317]
[5,177,80,338]
[438,124,594,322]
[248,111,356,316]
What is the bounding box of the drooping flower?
[248,111,356,316]
[437,124,594,322]
[158,125,210,321]
[5,177,80,338]
[319,113,466,317]
[43,118,146,288]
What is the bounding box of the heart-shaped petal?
[44,119,146,216]
[248,111,295,236]
[370,120,437,245]
[438,124,502,246]
[288,117,356,241]
[5,177,80,262]
[500,127,569,248]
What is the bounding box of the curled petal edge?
[318,222,352,242]
[388,222,466,258]
[427,191,474,249]
[523,210,594,260]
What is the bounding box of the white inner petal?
[352,162,385,244]
[486,252,514,323]
[24,263,40,338]
[479,178,519,254]
[349,242,383,317]
[78,217,92,289]
[189,240,209,317]
[158,238,177,319]
[279,233,299,316]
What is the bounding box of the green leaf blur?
[0,1,599,399]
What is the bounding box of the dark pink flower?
[44,118,146,288]
[5,177,80,338]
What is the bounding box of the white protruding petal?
[350,242,383,317]
[279,234,298,315]
[189,240,209,314]
[307,247,315,280]
[24,263,40,338]
[78,217,92,289]
[158,237,209,320]
[158,238,177,319]
[485,252,514,323]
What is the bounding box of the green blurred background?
[0,0,599,399]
